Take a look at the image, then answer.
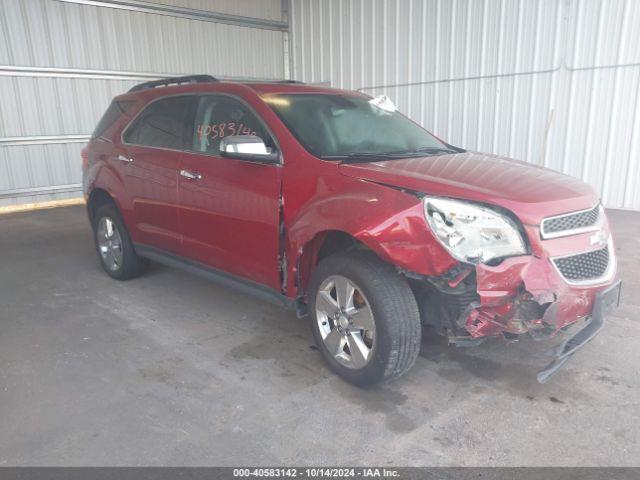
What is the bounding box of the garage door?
[0,0,288,207]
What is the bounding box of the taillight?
[81,146,89,171]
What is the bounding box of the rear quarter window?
[122,96,195,150]
[92,100,134,139]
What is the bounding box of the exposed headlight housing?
[423,197,527,264]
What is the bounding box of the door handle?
[116,154,134,163]
[180,169,202,180]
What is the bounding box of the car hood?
[338,151,599,225]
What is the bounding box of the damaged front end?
[409,249,621,383]
[401,196,622,383]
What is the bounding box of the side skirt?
[134,243,296,310]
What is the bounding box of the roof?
[241,82,362,97]
[117,76,365,102]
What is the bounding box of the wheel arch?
[294,229,384,301]
[284,178,459,303]
[86,187,124,225]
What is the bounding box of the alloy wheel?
[315,275,376,369]
[96,217,124,272]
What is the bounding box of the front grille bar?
[540,204,601,239]
[551,239,615,286]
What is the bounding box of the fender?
[283,174,457,297]
[83,150,136,238]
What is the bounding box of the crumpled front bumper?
[464,249,616,338]
[537,279,621,382]
[450,248,621,383]
[404,206,619,382]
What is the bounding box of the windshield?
[263,93,461,160]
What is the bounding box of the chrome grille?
[553,245,610,282]
[541,205,600,238]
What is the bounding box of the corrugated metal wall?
[290,0,640,211]
[150,0,284,20]
[0,0,286,206]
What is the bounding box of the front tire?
[308,252,421,386]
[93,203,148,280]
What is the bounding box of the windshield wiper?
[321,146,463,163]
[409,146,461,155]
[322,152,422,163]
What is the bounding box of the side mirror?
[219,135,279,163]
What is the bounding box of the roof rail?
[129,74,218,92]
[231,79,305,84]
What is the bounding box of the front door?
[118,95,195,253]
[177,94,282,290]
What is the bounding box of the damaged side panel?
[353,202,458,274]
[285,178,457,298]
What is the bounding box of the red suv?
[83,75,621,386]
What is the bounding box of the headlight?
[423,197,527,264]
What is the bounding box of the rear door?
[119,95,196,253]
[177,94,283,290]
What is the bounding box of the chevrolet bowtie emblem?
[590,230,607,246]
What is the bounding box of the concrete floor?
[0,205,639,466]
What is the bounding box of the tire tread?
[309,251,421,386]
[93,203,148,280]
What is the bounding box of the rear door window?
[191,95,275,155]
[123,96,195,150]
[92,100,134,139]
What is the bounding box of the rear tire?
[93,203,148,280]
[308,251,421,386]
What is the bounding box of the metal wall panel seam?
[0,65,192,80]
[445,0,455,139]
[12,77,35,191]
[0,184,82,199]
[460,0,471,147]
[560,0,582,174]
[27,3,59,188]
[476,0,488,152]
[307,0,313,81]
[524,0,543,164]
[281,0,292,80]
[339,0,345,88]
[600,0,630,201]
[418,0,427,127]
[0,65,294,82]
[290,0,297,79]
[52,0,288,30]
[349,0,354,90]
[433,0,441,134]
[314,0,324,84]
[357,61,640,91]
[539,0,565,167]
[357,58,640,93]
[406,0,413,121]
[0,135,91,146]
[368,0,373,94]
[308,0,315,81]
[580,0,606,182]
[622,74,640,207]
[492,0,505,153]
[325,0,331,84]
[382,0,387,93]
[507,0,524,156]
[0,139,15,193]
[359,0,364,100]
[0,3,14,65]
[394,0,400,109]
